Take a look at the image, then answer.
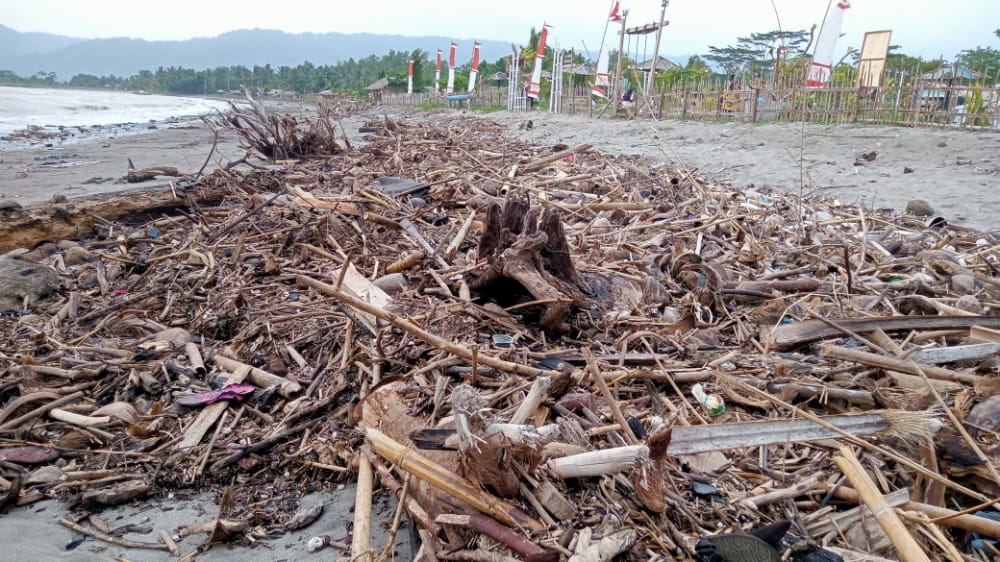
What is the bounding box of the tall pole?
[612,10,628,114]
[435,49,442,94]
[647,1,668,98]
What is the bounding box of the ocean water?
[0,86,230,137]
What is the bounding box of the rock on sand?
[0,258,62,310]
[905,199,935,217]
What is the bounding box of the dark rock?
[63,246,93,266]
[905,199,934,217]
[0,258,62,310]
[955,295,987,315]
[951,274,977,294]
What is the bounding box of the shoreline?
[0,84,238,146]
[0,125,246,203]
[3,103,999,232]
[0,117,218,151]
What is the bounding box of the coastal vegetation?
[1,29,997,96]
[0,49,508,96]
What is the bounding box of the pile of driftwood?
[215,96,350,161]
[2,111,1000,562]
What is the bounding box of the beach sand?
[0,125,246,203]
[3,489,410,561]
[4,106,998,231]
[470,110,1000,232]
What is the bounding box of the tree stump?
[469,197,588,335]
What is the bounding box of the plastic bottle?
[691,384,725,416]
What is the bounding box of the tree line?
[0,49,509,95]
[1,28,997,95]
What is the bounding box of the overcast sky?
[4,0,998,61]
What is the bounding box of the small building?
[634,56,680,73]
[366,78,390,103]
[919,65,984,110]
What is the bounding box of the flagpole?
[435,49,442,94]
[611,10,628,115]
[646,0,669,102]
[597,0,616,58]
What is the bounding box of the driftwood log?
[125,166,182,183]
[469,197,588,335]
[0,183,230,253]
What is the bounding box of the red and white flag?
[407,58,414,95]
[609,1,623,22]
[468,41,482,93]
[446,42,458,94]
[591,49,610,99]
[527,24,551,100]
[435,49,442,93]
[807,1,850,87]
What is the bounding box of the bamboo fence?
[380,68,1000,130]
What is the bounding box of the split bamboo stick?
[363,426,544,531]
[834,447,931,562]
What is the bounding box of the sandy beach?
[4,106,999,232]
[475,110,1000,232]
[0,126,247,202]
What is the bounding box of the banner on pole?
[468,41,482,93]
[591,49,610,99]
[435,49,442,93]
[407,58,414,95]
[807,1,851,87]
[447,42,458,94]
[527,24,551,100]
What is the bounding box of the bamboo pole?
[297,276,561,379]
[834,447,931,562]
[819,344,980,384]
[212,354,302,397]
[833,486,1000,539]
[364,426,544,531]
[350,454,375,562]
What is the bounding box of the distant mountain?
[0,24,83,58]
[0,27,514,80]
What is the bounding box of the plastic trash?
[692,383,725,416]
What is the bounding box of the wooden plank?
[819,345,980,384]
[906,342,999,365]
[768,316,1000,350]
[970,326,1000,344]
[176,365,250,451]
[328,262,393,333]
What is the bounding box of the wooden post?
[853,85,863,123]
[646,0,668,99]
[752,87,759,122]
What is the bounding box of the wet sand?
[3,489,410,561]
[0,125,246,203]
